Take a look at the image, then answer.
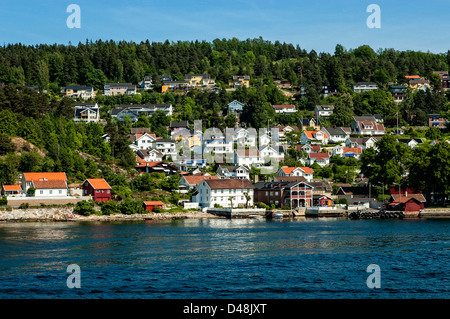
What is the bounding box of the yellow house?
[408,79,431,91]
[229,75,250,88]
[184,74,215,87]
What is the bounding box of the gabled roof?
[280,166,314,175]
[309,152,330,159]
[85,179,111,190]
[32,180,67,189]
[343,147,362,154]
[143,201,163,206]
[2,185,21,191]
[391,194,426,203]
[23,172,67,181]
[204,178,254,190]
[235,148,259,157]
[183,175,219,186]
[303,130,328,139]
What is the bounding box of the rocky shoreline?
[0,207,221,222]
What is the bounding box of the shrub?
[19,203,29,209]
[152,206,163,213]
[100,201,120,215]
[119,199,144,215]
[0,196,7,206]
[74,200,96,216]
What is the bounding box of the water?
[0,217,449,299]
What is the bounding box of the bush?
[74,200,96,216]
[0,196,7,206]
[256,202,270,209]
[119,199,144,215]
[19,203,29,209]
[152,206,163,213]
[100,201,120,215]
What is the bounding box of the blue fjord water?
[0,217,448,299]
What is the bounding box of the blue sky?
[1,0,449,53]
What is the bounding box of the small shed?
[143,201,164,212]
[2,185,22,196]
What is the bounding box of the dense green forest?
[1,38,449,125]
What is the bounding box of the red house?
[83,179,112,202]
[388,196,425,212]
[143,201,164,212]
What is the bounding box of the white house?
[111,104,173,122]
[129,132,159,151]
[333,146,362,159]
[397,138,424,148]
[273,104,296,114]
[217,165,251,180]
[104,83,137,96]
[152,138,177,160]
[308,153,330,167]
[300,130,329,145]
[259,145,285,163]
[321,127,350,144]
[258,132,272,147]
[21,172,68,197]
[276,166,314,182]
[178,174,219,193]
[72,103,100,123]
[203,128,234,161]
[345,136,382,150]
[233,128,257,147]
[32,180,68,197]
[314,105,334,117]
[234,148,263,167]
[351,116,385,135]
[192,178,254,208]
[136,148,164,162]
[352,82,379,93]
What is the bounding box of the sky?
[0,0,449,53]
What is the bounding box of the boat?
[248,214,264,219]
[273,212,283,219]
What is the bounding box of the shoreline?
[0,207,222,223]
[1,207,449,223]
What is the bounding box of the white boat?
[273,212,283,218]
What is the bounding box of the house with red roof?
[351,116,385,135]
[333,146,362,159]
[143,201,164,212]
[300,130,328,145]
[297,144,321,154]
[307,152,330,167]
[2,185,22,196]
[21,172,68,196]
[192,178,254,208]
[272,104,296,114]
[178,174,219,193]
[82,179,112,202]
[276,166,314,182]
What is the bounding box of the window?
[40,190,43,194]
[49,190,53,194]
[59,190,62,194]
